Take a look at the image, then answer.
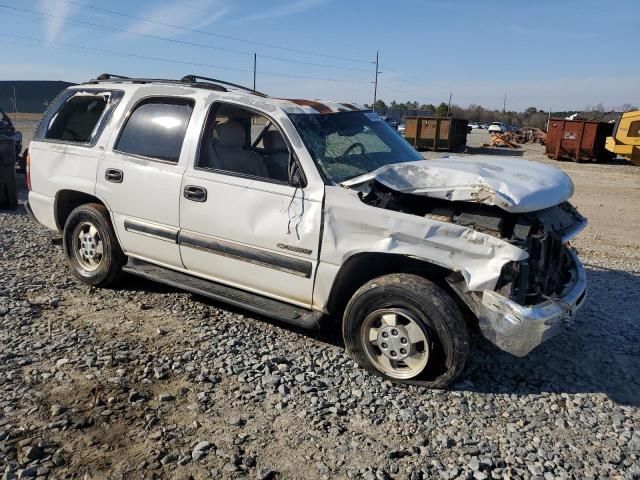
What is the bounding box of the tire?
[343,273,469,388]
[62,203,125,287]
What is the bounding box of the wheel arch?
[325,252,454,318]
[54,189,106,231]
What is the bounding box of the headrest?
[262,129,287,153]
[212,121,246,149]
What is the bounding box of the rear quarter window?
[114,98,194,163]
[35,89,124,145]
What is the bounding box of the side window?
[197,104,290,182]
[36,90,123,145]
[115,98,194,163]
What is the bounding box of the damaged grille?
[499,203,583,305]
[525,231,574,301]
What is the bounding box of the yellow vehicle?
[606,111,640,165]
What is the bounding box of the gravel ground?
[1,132,639,480]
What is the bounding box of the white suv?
[488,122,508,134]
[26,74,588,387]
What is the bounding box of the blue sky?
[0,0,638,111]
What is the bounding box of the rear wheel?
[63,203,125,287]
[343,274,469,388]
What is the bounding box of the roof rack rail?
[96,73,131,80]
[85,74,269,97]
[85,76,226,92]
[181,75,268,97]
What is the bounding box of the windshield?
[288,110,422,183]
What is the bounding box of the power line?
[0,32,370,84]
[0,4,373,73]
[0,32,248,72]
[379,64,508,106]
[49,0,373,65]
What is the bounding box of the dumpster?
[404,116,469,151]
[546,119,614,162]
[0,136,18,210]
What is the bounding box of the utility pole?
[502,94,506,123]
[447,92,452,117]
[12,86,17,114]
[252,53,257,91]
[372,51,380,112]
[547,106,551,129]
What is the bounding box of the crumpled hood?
[342,156,574,213]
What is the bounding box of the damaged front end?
[354,175,588,357]
[480,204,588,356]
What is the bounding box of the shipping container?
[546,119,614,162]
[404,116,469,151]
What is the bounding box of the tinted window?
[628,120,640,138]
[35,89,124,145]
[116,98,194,162]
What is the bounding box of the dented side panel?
[312,186,529,310]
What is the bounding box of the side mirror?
[288,155,305,188]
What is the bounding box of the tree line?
[365,100,638,129]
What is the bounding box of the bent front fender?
[312,186,528,311]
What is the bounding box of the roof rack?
[86,74,226,92]
[96,73,130,80]
[85,73,269,97]
[180,75,268,97]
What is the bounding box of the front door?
[96,96,196,268]
[178,102,323,307]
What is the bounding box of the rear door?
[96,95,197,268]
[28,89,123,231]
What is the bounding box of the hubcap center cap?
[81,234,98,258]
[377,325,411,360]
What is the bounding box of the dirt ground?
[1,124,639,480]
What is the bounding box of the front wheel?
[62,203,125,287]
[343,274,469,388]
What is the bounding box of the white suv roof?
[78,74,367,115]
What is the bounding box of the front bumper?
[478,249,587,357]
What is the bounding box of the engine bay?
[359,180,586,305]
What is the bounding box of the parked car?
[397,123,406,135]
[0,106,23,169]
[468,123,480,129]
[26,74,588,388]
[385,117,400,129]
[488,122,508,134]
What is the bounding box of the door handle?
[183,185,207,202]
[105,168,123,183]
